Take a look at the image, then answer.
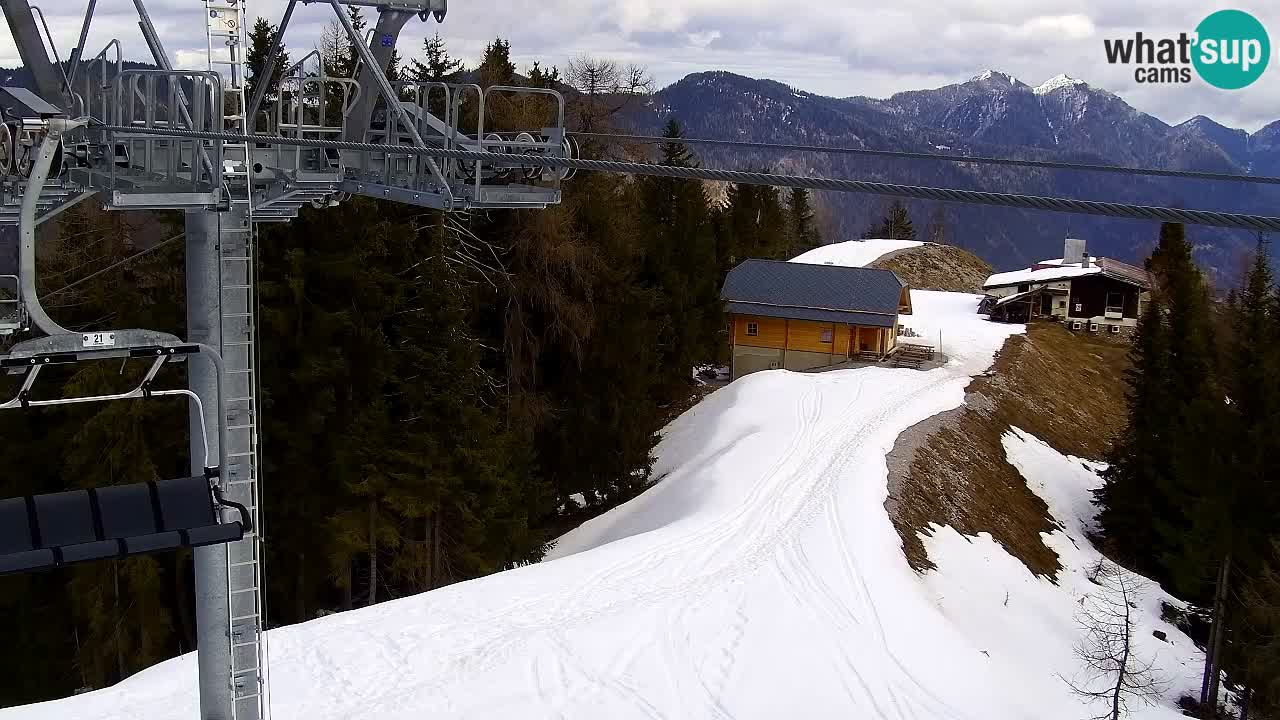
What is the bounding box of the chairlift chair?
[0,333,247,576]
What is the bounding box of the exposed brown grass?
[871,243,993,294]
[885,321,1131,578]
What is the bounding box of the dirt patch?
[885,321,1131,578]
[871,243,993,294]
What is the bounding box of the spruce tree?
[478,38,516,87]
[1149,224,1228,600]
[1239,540,1280,717]
[785,187,821,258]
[1224,241,1279,581]
[638,118,721,398]
[245,18,289,126]
[1094,223,1228,600]
[863,200,916,241]
[1095,294,1172,576]
[410,32,464,83]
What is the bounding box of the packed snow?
[790,238,923,268]
[3,240,1204,720]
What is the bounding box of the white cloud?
[2,0,1277,131]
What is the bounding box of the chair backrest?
[0,477,242,576]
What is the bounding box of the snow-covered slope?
[790,239,923,268]
[3,250,1203,720]
[923,428,1204,719]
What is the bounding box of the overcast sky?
[3,1,1277,132]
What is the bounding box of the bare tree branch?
[1060,560,1167,720]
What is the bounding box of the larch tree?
[1063,561,1165,720]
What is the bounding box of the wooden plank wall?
[732,315,788,348]
[733,315,871,357]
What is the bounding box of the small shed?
[721,259,912,380]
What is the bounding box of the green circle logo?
[1193,10,1270,89]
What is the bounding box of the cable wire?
[44,232,184,298]
[571,131,1280,186]
[102,125,1280,233]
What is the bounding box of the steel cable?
[570,131,1280,186]
[102,124,1280,233]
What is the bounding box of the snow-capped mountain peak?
[1034,74,1087,95]
[970,69,1018,84]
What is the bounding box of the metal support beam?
[186,208,234,720]
[328,0,454,201]
[344,7,413,143]
[245,0,298,128]
[67,0,99,86]
[0,0,67,108]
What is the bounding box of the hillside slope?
[887,323,1130,574]
[869,243,993,293]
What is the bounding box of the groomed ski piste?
[5,239,1206,720]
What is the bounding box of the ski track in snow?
[3,250,1204,719]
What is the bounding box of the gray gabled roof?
[724,301,897,328]
[721,259,905,325]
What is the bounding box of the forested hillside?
[0,24,822,706]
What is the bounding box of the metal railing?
[107,69,224,193]
[0,274,21,333]
[272,50,362,175]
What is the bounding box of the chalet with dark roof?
[721,259,912,380]
[981,238,1152,336]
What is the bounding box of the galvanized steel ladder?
[206,1,267,718]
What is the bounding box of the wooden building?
[982,238,1151,337]
[721,259,912,380]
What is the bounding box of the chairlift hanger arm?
[0,341,229,475]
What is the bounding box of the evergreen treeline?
[0,32,820,706]
[1095,224,1280,717]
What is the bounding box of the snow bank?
[790,239,923,268]
[922,428,1204,719]
[10,291,1200,720]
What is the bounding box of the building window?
[1105,291,1124,315]
[820,329,833,343]
[746,322,758,337]
[1057,300,1066,309]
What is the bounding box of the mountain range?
[5,62,1277,277]
[629,69,1280,277]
